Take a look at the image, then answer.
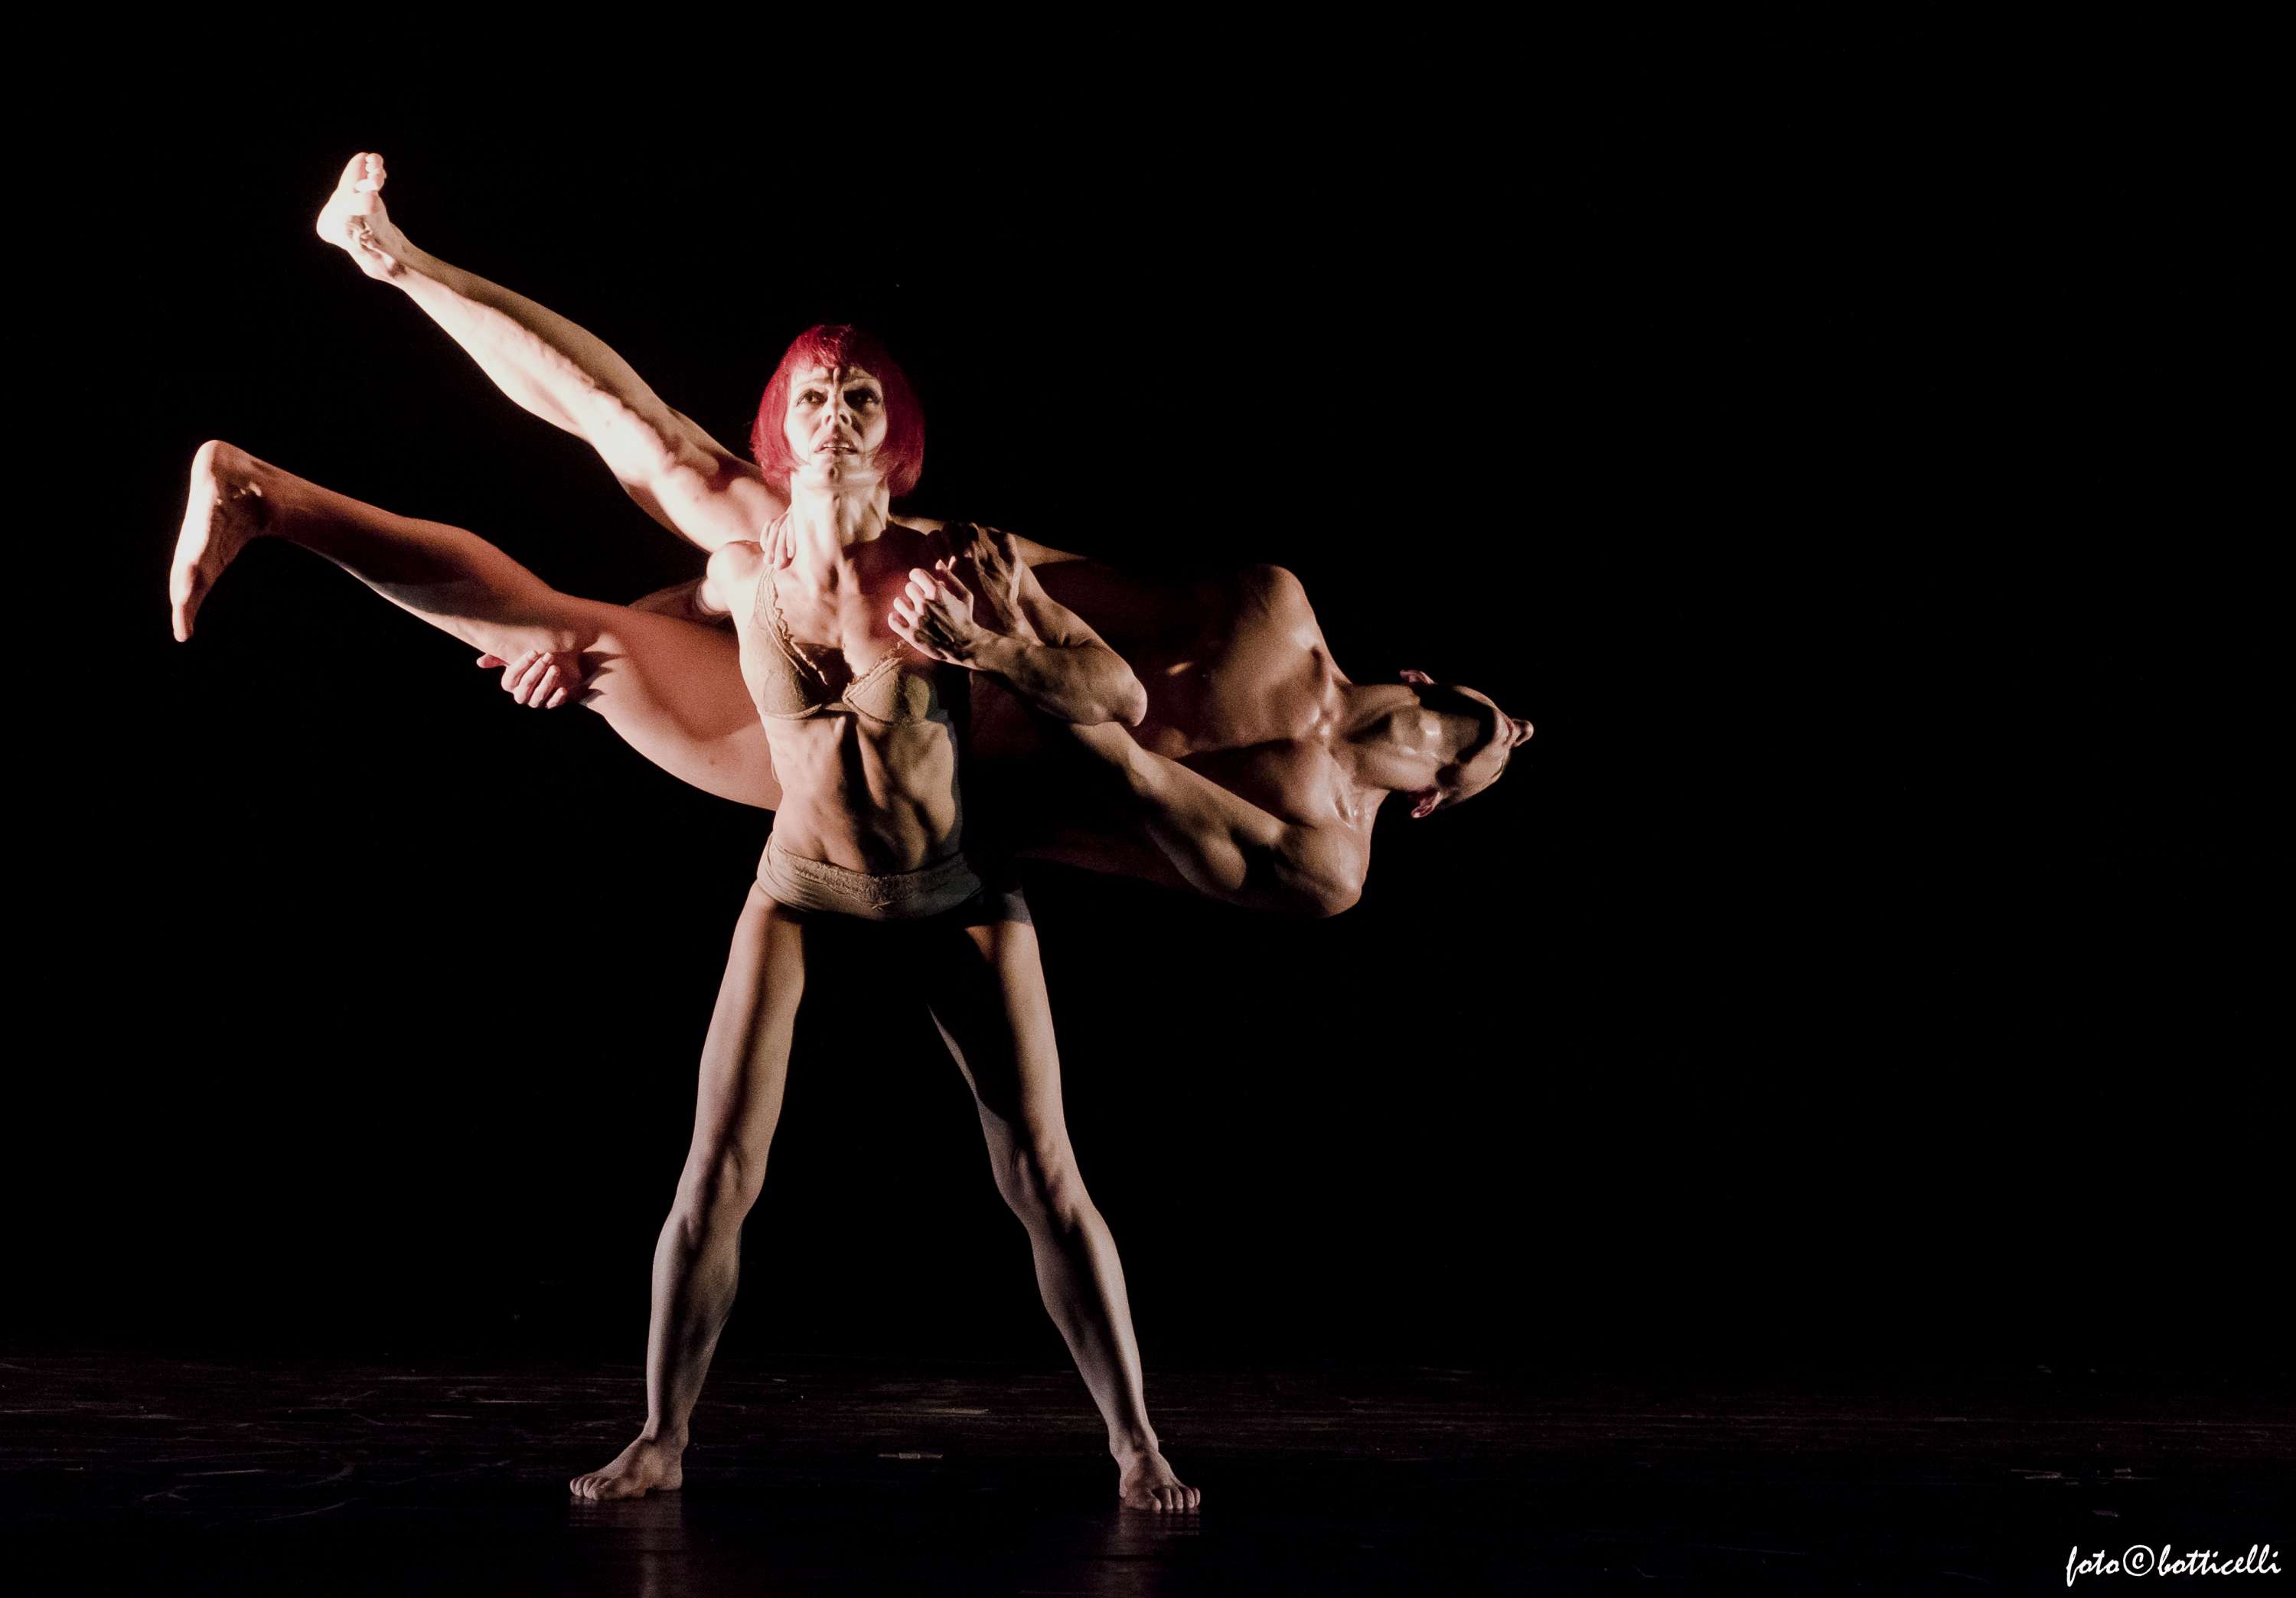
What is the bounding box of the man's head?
[751,324,925,496]
[1398,670,1534,818]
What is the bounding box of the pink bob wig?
[750,324,925,499]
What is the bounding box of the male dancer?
[291,154,1533,918]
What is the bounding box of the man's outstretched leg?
[169,439,580,659]
[167,440,781,807]
[314,152,776,554]
[571,884,808,1500]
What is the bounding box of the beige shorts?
[758,834,988,922]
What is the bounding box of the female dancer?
[168,323,1200,1508]
[241,154,1532,918]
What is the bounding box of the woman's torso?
[732,519,972,874]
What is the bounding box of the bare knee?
[675,1146,765,1236]
[459,589,596,668]
[992,1140,1091,1234]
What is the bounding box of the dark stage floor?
[4,1352,2288,1594]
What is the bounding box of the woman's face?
[783,364,890,481]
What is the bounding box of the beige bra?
[748,527,951,725]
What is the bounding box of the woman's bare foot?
[315,152,417,281]
[569,1434,685,1502]
[1117,1448,1201,1513]
[170,441,274,642]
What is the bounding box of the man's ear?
[1400,668,1434,686]
[1408,788,1441,820]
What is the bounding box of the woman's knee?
[991,1137,1090,1231]
[677,1144,766,1231]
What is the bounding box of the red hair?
[750,324,925,498]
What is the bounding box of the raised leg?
[315,152,778,553]
[918,908,1201,1512]
[171,439,572,654]
[168,440,779,808]
[571,883,810,1500]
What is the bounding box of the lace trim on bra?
[752,520,935,723]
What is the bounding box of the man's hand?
[888,560,992,665]
[957,523,1033,637]
[476,647,584,709]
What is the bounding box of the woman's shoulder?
[707,539,768,580]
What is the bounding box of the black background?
[15,32,2278,1378]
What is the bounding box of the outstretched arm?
[892,528,1147,727]
[1063,723,1367,918]
[317,153,780,552]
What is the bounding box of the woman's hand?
[888,560,992,665]
[476,647,583,709]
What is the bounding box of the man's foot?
[170,441,274,642]
[1117,1448,1201,1513]
[315,152,417,280]
[569,1435,684,1502]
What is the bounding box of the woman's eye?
[848,391,877,407]
[799,391,825,405]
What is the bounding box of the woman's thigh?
[685,883,810,1185]
[559,597,781,810]
[915,904,1075,1164]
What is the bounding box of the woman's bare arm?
[318,153,781,552]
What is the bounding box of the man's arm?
[892,529,1147,726]
[319,153,781,552]
[891,520,1082,568]
[1065,723,1367,918]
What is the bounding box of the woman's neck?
[785,478,892,579]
